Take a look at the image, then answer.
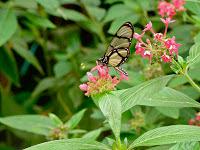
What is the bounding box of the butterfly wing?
[98,22,134,76]
[108,22,133,66]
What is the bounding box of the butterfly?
[97,22,134,76]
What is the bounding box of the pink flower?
[143,22,152,32]
[154,33,163,41]
[87,72,96,82]
[133,33,143,40]
[188,119,195,125]
[160,18,175,26]
[161,52,172,62]
[164,36,181,56]
[172,0,185,11]
[158,1,176,18]
[79,84,88,91]
[79,65,127,96]
[135,42,145,55]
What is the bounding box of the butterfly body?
[97,22,134,76]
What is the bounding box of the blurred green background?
[0,0,200,149]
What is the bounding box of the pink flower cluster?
[188,112,200,126]
[134,18,181,63]
[79,65,127,96]
[158,0,185,18]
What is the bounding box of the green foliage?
[0,0,200,149]
[129,125,200,149]
[24,138,110,150]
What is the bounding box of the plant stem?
[184,67,200,93]
[57,93,72,118]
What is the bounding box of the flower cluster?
[134,18,181,63]
[79,65,127,96]
[158,0,186,19]
[188,112,200,126]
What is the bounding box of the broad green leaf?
[103,4,133,23]
[108,14,139,34]
[24,138,110,150]
[94,93,121,140]
[185,1,200,17]
[169,142,200,150]
[31,77,59,98]
[65,109,86,129]
[36,0,60,11]
[156,107,179,119]
[118,75,173,112]
[54,61,71,78]
[128,125,200,149]
[58,8,89,22]
[0,115,57,136]
[49,113,63,126]
[81,0,101,6]
[85,6,106,21]
[147,145,173,150]
[25,13,56,28]
[0,47,19,85]
[82,128,102,140]
[187,43,200,68]
[194,32,200,43]
[138,87,200,108]
[13,0,37,9]
[0,9,17,46]
[12,41,43,74]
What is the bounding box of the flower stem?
[184,67,200,93]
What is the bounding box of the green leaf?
[94,93,121,140]
[128,125,200,149]
[169,142,200,150]
[185,1,200,17]
[194,32,200,43]
[82,128,102,140]
[53,61,71,78]
[0,115,57,136]
[25,13,56,28]
[36,0,60,11]
[49,113,63,126]
[0,9,17,46]
[13,0,37,9]
[58,8,89,22]
[24,138,110,150]
[108,14,139,34]
[65,109,86,129]
[85,6,106,21]
[187,43,200,68]
[31,77,58,98]
[12,41,43,74]
[0,47,19,85]
[155,107,179,119]
[138,87,200,108]
[118,75,173,113]
[103,4,133,23]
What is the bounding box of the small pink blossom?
[133,33,143,40]
[154,33,163,41]
[160,17,175,26]
[161,52,172,63]
[79,84,88,91]
[158,1,176,18]
[164,36,181,56]
[135,42,145,55]
[143,22,152,32]
[172,0,185,11]
[87,72,96,82]
[188,119,195,125]
[79,65,127,96]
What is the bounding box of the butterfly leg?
[114,66,128,76]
